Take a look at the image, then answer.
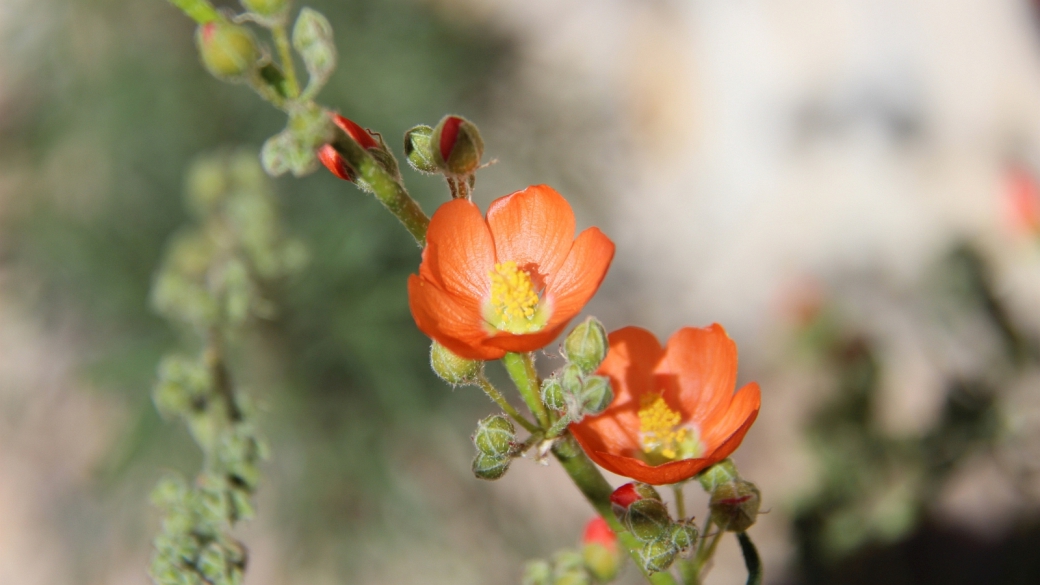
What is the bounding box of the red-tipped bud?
[431,115,484,177]
[318,144,355,181]
[709,479,761,533]
[582,517,620,582]
[195,22,261,81]
[610,482,661,509]
[331,114,380,150]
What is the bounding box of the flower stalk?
[502,352,551,429]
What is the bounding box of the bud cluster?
[542,318,614,435]
[403,115,485,199]
[610,483,699,574]
[697,459,762,533]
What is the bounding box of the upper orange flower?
[408,185,615,361]
[569,325,761,485]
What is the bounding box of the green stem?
[475,374,539,434]
[737,532,762,585]
[551,437,679,585]
[501,352,550,429]
[167,0,220,23]
[691,522,724,583]
[673,484,686,520]
[272,25,301,99]
[331,136,429,245]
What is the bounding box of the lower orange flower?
[569,325,761,485]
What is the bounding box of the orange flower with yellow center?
[408,185,615,361]
[570,325,761,485]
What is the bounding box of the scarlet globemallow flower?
[408,185,615,361]
[318,114,380,181]
[570,325,761,485]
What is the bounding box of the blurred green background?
[3,1,1040,584]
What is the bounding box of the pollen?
[488,261,541,325]
[638,394,690,461]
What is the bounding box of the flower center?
[638,394,702,463]
[486,261,548,334]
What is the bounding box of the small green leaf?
[292,8,336,98]
[260,130,317,177]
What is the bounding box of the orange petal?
[700,382,761,452]
[420,199,496,302]
[486,185,575,281]
[588,451,716,486]
[598,327,662,401]
[655,324,738,426]
[407,275,503,361]
[544,227,615,323]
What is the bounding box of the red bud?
[331,114,379,150]
[582,517,617,551]
[318,144,355,181]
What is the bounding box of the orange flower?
[570,325,760,485]
[408,185,615,361]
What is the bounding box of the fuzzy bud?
[404,125,438,174]
[431,115,484,177]
[561,363,583,396]
[627,498,673,543]
[709,479,761,533]
[582,517,620,582]
[670,520,698,553]
[697,458,739,492]
[196,22,261,81]
[473,414,515,458]
[430,341,481,386]
[640,539,678,574]
[581,376,613,415]
[319,114,383,182]
[541,377,566,411]
[564,317,608,375]
[472,452,510,481]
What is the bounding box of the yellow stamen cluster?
[488,261,540,323]
[638,394,688,460]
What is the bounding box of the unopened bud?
[473,414,516,457]
[240,0,287,18]
[670,520,698,552]
[472,452,510,480]
[582,517,620,582]
[640,539,678,574]
[627,498,673,543]
[610,482,662,508]
[564,317,608,375]
[541,377,566,411]
[561,363,583,396]
[581,376,613,415]
[709,480,761,532]
[431,115,484,177]
[555,571,591,585]
[196,22,261,81]
[697,458,739,492]
[404,125,438,174]
[430,341,481,386]
[521,560,552,585]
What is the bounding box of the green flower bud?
[710,479,761,532]
[472,452,510,480]
[564,317,608,375]
[561,363,583,396]
[670,520,698,552]
[555,570,591,585]
[431,115,484,177]
[581,376,613,415]
[521,560,552,585]
[697,458,740,492]
[195,22,261,81]
[541,377,566,411]
[610,482,662,527]
[640,539,678,574]
[627,498,673,543]
[240,0,288,18]
[404,125,438,174]
[430,341,481,386]
[473,414,516,457]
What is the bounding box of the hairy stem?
[502,352,550,429]
[475,373,540,434]
[272,25,301,99]
[552,437,679,585]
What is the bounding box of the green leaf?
[292,8,337,98]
